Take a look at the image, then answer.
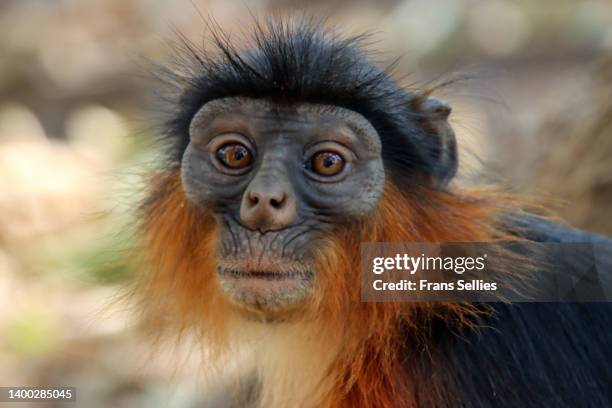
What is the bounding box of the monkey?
[137,19,612,407]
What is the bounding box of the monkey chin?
[216,263,315,319]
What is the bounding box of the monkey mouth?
[218,268,313,280]
[216,262,315,311]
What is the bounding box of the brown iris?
[311,151,345,176]
[216,143,253,169]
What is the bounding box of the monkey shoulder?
[407,216,612,407]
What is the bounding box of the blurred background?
[0,0,611,406]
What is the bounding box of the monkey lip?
[216,262,315,310]
[216,256,313,281]
[218,268,312,281]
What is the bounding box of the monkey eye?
[216,143,253,169]
[310,151,346,177]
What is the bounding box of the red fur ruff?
[138,172,521,407]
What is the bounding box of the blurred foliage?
[5,311,60,357]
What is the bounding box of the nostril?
[270,197,282,209]
[248,192,260,207]
[269,193,286,209]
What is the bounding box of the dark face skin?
[181,97,385,312]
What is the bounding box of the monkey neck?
[223,302,416,408]
[223,316,343,408]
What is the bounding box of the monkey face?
[180,97,385,313]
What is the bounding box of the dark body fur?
[402,220,612,407]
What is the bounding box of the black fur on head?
[154,17,458,187]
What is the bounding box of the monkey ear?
[414,96,458,186]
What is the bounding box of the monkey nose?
[239,188,297,232]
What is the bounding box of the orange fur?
[137,171,523,407]
[138,173,231,347]
[315,181,521,407]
